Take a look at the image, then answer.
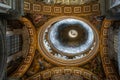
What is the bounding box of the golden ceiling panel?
[33,0,97,5]
[26,67,99,80]
[24,1,100,16]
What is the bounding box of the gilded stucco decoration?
[10,17,37,78]
[26,67,99,80]
[100,19,119,80]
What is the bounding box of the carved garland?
[10,17,37,78]
[100,19,119,80]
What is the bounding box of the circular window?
[38,16,99,66]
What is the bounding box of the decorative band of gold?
[24,1,100,16]
[27,67,99,80]
[10,17,37,78]
[100,19,119,80]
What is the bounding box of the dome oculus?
[38,16,99,66]
[48,19,94,55]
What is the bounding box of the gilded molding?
[37,16,100,66]
[24,1,100,16]
[10,17,37,78]
[100,19,120,80]
[26,67,99,80]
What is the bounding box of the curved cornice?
[10,17,37,78]
[24,1,100,16]
[100,19,120,80]
[26,67,99,80]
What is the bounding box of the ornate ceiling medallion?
[38,16,99,66]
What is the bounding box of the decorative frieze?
[10,17,37,78]
[100,19,119,79]
[27,67,99,80]
[24,1,100,16]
